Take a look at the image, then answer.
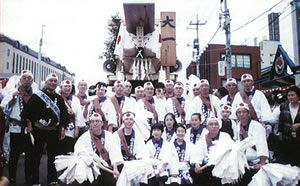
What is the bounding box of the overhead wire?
[231,0,287,33]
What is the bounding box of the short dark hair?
[176,124,186,132]
[287,86,300,98]
[95,81,107,89]
[151,123,164,132]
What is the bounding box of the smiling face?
[152,128,162,141]
[176,126,186,141]
[164,114,175,130]
[123,118,134,129]
[46,78,58,92]
[61,84,72,96]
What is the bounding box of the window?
[236,55,243,68]
[6,62,9,70]
[26,58,28,69]
[7,49,10,56]
[12,53,15,73]
[16,54,19,73]
[220,53,251,69]
[244,55,250,68]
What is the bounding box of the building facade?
[260,40,280,69]
[0,34,75,84]
[186,44,261,89]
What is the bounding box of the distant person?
[134,86,144,101]
[164,79,175,99]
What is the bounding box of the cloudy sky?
[1,0,293,85]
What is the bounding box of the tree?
[102,13,121,72]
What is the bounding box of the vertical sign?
[161,12,176,66]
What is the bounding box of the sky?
[1,0,294,86]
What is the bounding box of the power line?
[241,6,294,45]
[232,0,287,33]
[199,27,221,54]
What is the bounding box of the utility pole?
[38,25,45,88]
[220,0,232,78]
[291,0,300,85]
[189,14,206,78]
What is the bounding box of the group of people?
[0,69,299,186]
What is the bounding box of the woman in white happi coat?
[184,113,208,144]
[113,112,148,161]
[162,113,178,143]
[191,117,233,186]
[58,80,82,154]
[146,123,179,186]
[235,102,269,185]
[74,113,123,185]
[172,124,194,185]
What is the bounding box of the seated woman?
[162,113,178,143]
[191,117,232,186]
[146,123,179,186]
[184,113,208,144]
[172,124,194,186]
[74,112,123,186]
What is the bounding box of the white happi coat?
[172,140,195,184]
[220,94,236,106]
[186,94,221,125]
[145,139,179,177]
[74,130,123,167]
[191,132,233,165]
[184,127,209,144]
[135,97,167,140]
[87,97,118,126]
[113,128,148,160]
[235,120,269,164]
[65,96,83,138]
[161,128,177,143]
[165,96,188,124]
[231,88,273,123]
[1,87,37,134]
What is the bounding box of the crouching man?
[74,112,123,186]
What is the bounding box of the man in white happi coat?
[76,80,91,134]
[110,80,135,131]
[134,86,144,101]
[235,102,269,185]
[166,82,188,124]
[191,117,233,185]
[135,82,167,141]
[1,70,36,184]
[74,113,123,185]
[231,73,272,123]
[113,112,148,161]
[186,79,221,125]
[164,79,175,99]
[85,82,118,132]
[220,78,238,106]
[123,80,136,107]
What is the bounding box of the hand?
[194,166,203,174]
[113,169,120,179]
[158,167,165,175]
[291,123,300,131]
[254,163,264,170]
[60,128,65,140]
[74,127,79,138]
[27,122,32,133]
[12,90,19,98]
